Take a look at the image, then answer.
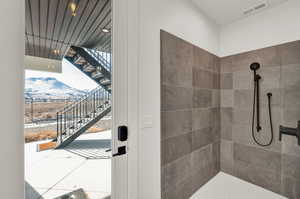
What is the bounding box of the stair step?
[83,65,96,72]
[66,48,76,57]
[91,71,104,79]
[99,78,111,85]
[74,56,87,65]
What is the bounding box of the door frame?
[112,0,139,198]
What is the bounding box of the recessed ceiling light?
[69,1,78,16]
[53,49,60,55]
[102,28,110,33]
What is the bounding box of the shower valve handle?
[279,121,300,145]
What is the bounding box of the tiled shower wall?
[161,31,220,199]
[220,41,300,199]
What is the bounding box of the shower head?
[250,62,260,71]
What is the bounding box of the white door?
[111,0,138,198]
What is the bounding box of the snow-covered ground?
[25,131,111,199]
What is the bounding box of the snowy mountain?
[25,77,87,99]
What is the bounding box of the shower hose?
[251,82,274,146]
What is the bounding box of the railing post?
[60,114,62,144]
[75,104,78,130]
[72,107,75,130]
[64,111,66,137]
[56,112,59,143]
[80,101,82,125]
[93,92,96,117]
[85,98,88,119]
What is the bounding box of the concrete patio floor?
[25,130,111,199]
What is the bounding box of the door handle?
[112,146,126,157]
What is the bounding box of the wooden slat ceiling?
[25,0,112,61]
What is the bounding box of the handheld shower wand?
[250,63,274,146]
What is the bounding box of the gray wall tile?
[192,127,214,151]
[282,141,300,158]
[234,143,281,173]
[233,70,252,90]
[282,64,300,89]
[193,88,212,108]
[221,90,233,107]
[212,141,221,172]
[213,72,220,89]
[192,68,213,89]
[220,40,300,197]
[233,108,251,125]
[278,41,300,65]
[161,31,220,199]
[281,176,300,199]
[221,107,233,126]
[191,165,215,193]
[234,160,281,194]
[161,110,192,140]
[161,85,193,111]
[260,66,281,89]
[234,89,252,109]
[163,176,194,199]
[191,144,212,172]
[220,56,234,73]
[192,108,212,131]
[230,46,280,72]
[164,154,192,191]
[161,133,192,166]
[283,87,300,109]
[282,155,300,180]
[211,89,220,107]
[161,30,193,87]
[220,73,233,89]
[221,124,232,140]
[193,46,216,72]
[221,140,234,174]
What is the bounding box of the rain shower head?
[250,62,260,71]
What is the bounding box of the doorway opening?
[24,0,113,198]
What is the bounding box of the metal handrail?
[84,48,111,72]
[57,86,103,113]
[56,86,111,144]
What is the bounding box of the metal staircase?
[55,47,112,148]
[64,46,112,93]
[56,86,111,148]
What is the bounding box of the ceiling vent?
[243,1,268,15]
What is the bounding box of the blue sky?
[25,59,98,91]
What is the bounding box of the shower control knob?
[279,121,300,146]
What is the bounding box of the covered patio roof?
[25,0,112,61]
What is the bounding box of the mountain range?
[25,77,87,99]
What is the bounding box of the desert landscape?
[24,101,68,123]
[24,101,111,143]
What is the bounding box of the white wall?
[137,0,219,198]
[220,0,300,57]
[0,1,24,198]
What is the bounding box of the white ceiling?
[191,0,288,25]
